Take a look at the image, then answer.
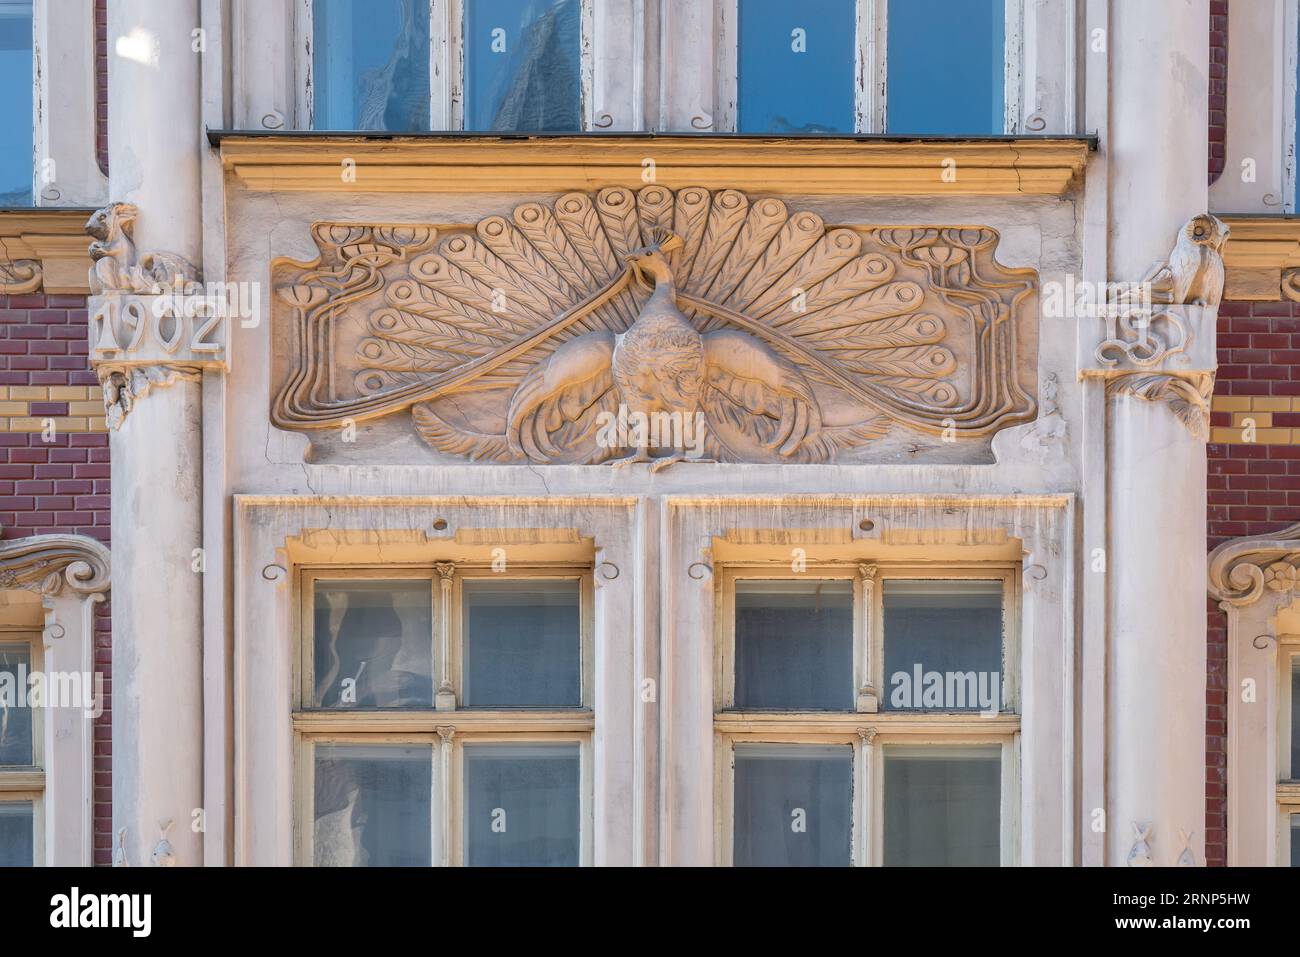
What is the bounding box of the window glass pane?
[313,744,431,866]
[886,0,1004,134]
[733,744,852,867]
[465,0,581,132]
[1291,658,1300,778]
[884,746,1000,866]
[882,580,1003,712]
[0,1,32,204]
[735,580,853,710]
[0,642,33,765]
[462,579,580,707]
[464,742,580,866]
[0,801,32,866]
[312,580,433,708]
[312,0,430,131]
[1292,815,1300,868]
[737,0,855,133]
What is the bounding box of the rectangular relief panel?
[270,187,1038,466]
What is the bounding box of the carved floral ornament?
[271,186,1038,466]
[1208,523,1300,608]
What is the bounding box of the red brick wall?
[0,292,113,865]
[1209,0,1228,185]
[1207,299,1300,866]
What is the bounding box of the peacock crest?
[273,186,1037,465]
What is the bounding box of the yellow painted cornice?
[0,208,94,295]
[214,134,1090,197]
[1221,214,1300,301]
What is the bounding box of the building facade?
[0,0,1297,868]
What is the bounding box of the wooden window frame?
[293,563,595,866]
[0,629,44,866]
[296,0,597,132]
[713,561,1020,866]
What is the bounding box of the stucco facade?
[2,0,1299,869]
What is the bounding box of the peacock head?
[626,229,684,286]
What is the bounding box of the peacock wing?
[700,330,825,462]
[506,331,619,464]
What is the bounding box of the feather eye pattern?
[272,186,1034,459]
[356,186,957,408]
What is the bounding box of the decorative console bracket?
[1077,214,1227,440]
[85,203,226,429]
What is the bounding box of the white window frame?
[713,561,1020,866]
[295,0,599,132]
[1277,639,1300,864]
[293,562,596,866]
[29,0,107,206]
[0,630,44,867]
[714,0,1078,135]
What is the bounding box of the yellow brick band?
[0,386,108,433]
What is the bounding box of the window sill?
[212,132,1092,198]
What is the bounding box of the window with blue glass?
[311,0,583,132]
[886,0,1005,134]
[0,1,32,204]
[312,0,431,131]
[733,0,1007,135]
[465,0,582,132]
[737,0,855,133]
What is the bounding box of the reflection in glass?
[462,579,581,707]
[883,746,1000,866]
[735,580,853,710]
[313,581,433,708]
[737,0,854,133]
[0,2,32,204]
[313,744,431,866]
[882,580,1003,712]
[0,801,32,866]
[733,744,852,866]
[0,643,32,765]
[886,0,1004,134]
[312,0,430,131]
[465,0,581,131]
[464,743,580,866]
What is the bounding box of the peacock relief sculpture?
[273,186,1037,466]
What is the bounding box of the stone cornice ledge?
[1220,214,1300,300]
[1208,523,1300,607]
[213,134,1091,197]
[0,208,96,294]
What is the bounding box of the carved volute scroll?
[271,187,1039,465]
[0,526,111,597]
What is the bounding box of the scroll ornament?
[0,525,111,598]
[1207,522,1300,608]
[272,186,1038,466]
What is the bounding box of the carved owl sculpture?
[1144,213,1229,306]
[273,187,1039,464]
